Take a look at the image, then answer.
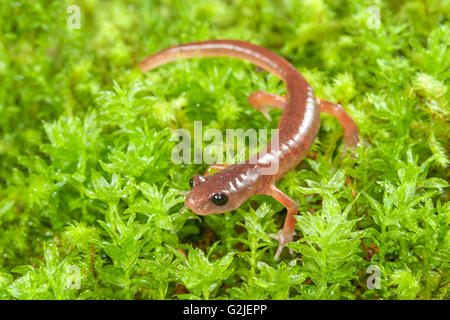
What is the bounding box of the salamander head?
[184,174,244,215]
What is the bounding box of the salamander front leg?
[316,98,360,150]
[247,91,286,121]
[266,185,298,260]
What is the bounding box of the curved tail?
[138,40,294,81]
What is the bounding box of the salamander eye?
[189,174,205,189]
[211,193,228,206]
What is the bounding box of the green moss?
[0,0,448,300]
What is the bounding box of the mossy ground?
[0,0,449,299]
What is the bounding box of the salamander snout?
[184,174,240,216]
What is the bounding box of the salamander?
[138,40,360,260]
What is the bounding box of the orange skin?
[138,40,360,260]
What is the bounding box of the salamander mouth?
[184,197,227,216]
[184,197,207,215]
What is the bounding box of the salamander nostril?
[184,196,194,209]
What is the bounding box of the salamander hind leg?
[316,98,360,151]
[247,91,286,121]
[265,185,298,260]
